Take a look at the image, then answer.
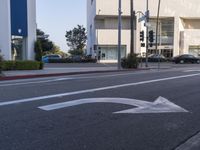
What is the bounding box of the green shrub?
[121,53,139,69]
[1,61,15,70]
[15,61,40,70]
[48,59,71,63]
[35,40,43,61]
[1,61,43,70]
[39,61,44,70]
[0,55,3,74]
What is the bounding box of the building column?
[0,0,12,60]
[173,17,180,56]
[26,0,37,60]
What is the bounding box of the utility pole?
[145,0,149,68]
[130,0,136,54]
[118,0,122,70]
[156,0,161,70]
[130,0,134,54]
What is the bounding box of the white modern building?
[87,0,200,62]
[0,0,36,60]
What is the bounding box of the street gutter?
[0,68,150,81]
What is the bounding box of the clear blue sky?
[36,0,86,52]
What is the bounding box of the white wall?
[26,0,37,60]
[96,0,200,17]
[0,0,11,60]
[88,0,200,60]
[181,30,200,54]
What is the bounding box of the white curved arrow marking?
[38,97,188,114]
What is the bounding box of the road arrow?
[38,97,188,114]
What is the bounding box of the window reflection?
[11,36,24,60]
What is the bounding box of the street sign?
[138,15,146,22]
[39,97,188,114]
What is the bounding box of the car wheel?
[180,60,184,64]
[197,60,200,64]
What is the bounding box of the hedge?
[48,58,97,63]
[1,61,43,71]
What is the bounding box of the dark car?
[173,54,200,64]
[67,55,84,62]
[148,54,167,62]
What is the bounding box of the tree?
[37,29,54,52]
[43,45,68,58]
[37,28,66,57]
[34,40,43,61]
[68,49,84,56]
[65,25,87,55]
[0,54,3,74]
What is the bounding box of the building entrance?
[11,36,24,60]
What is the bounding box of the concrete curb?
[0,68,150,81]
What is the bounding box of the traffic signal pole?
[130,0,134,54]
[156,0,161,70]
[145,0,149,68]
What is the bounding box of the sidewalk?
[0,63,122,80]
[1,62,199,81]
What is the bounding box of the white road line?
[0,71,150,87]
[183,70,200,73]
[0,73,200,107]
[0,78,73,87]
[0,69,183,87]
[175,132,200,150]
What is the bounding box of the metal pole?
[118,0,122,70]
[0,49,2,75]
[145,0,149,68]
[130,0,134,54]
[156,0,161,70]
[97,9,101,63]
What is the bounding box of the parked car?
[148,54,167,62]
[42,54,62,63]
[67,55,83,63]
[173,54,200,64]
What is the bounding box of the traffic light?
[140,30,144,42]
[149,30,154,43]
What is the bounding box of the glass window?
[98,45,126,60]
[11,36,24,60]
[149,18,174,45]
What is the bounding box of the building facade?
[0,0,36,60]
[87,0,200,62]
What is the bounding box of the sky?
[36,0,86,52]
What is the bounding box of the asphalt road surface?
[1,67,200,150]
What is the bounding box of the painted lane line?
[39,97,188,114]
[0,78,73,87]
[0,73,200,106]
[0,69,182,87]
[0,72,151,87]
[175,131,200,150]
[183,70,200,73]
